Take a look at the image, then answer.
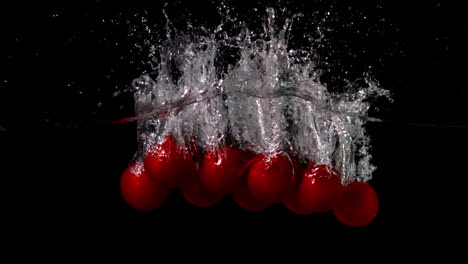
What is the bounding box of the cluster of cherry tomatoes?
[120,136,378,227]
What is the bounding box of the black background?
[1,0,453,262]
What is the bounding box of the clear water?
[128,7,391,184]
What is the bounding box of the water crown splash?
[127,7,390,184]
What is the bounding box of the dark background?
[1,0,452,262]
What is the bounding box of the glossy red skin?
[143,136,195,188]
[297,164,344,212]
[181,173,223,208]
[232,185,270,211]
[333,182,378,227]
[247,154,297,204]
[120,163,169,211]
[200,147,249,194]
[281,159,314,215]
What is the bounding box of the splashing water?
[123,7,391,184]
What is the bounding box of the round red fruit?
[143,136,194,188]
[297,164,343,212]
[333,181,378,227]
[247,154,296,204]
[200,147,249,194]
[283,192,314,215]
[120,162,169,211]
[181,174,223,208]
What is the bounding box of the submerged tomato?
[143,136,195,188]
[247,153,296,204]
[181,173,223,208]
[297,164,343,212]
[333,181,379,227]
[200,147,249,194]
[283,192,315,215]
[280,158,314,215]
[120,162,169,211]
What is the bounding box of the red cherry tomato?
[281,158,313,215]
[120,162,169,211]
[283,192,315,215]
[247,153,296,204]
[333,182,378,227]
[200,147,249,194]
[143,136,195,188]
[297,164,343,212]
[181,173,223,208]
[232,185,270,211]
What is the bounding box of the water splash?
[125,7,391,184]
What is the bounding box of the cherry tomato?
[297,164,343,212]
[333,181,378,227]
[280,158,314,215]
[200,146,249,194]
[283,192,315,215]
[143,136,195,188]
[120,162,169,211]
[181,173,223,208]
[247,153,296,204]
